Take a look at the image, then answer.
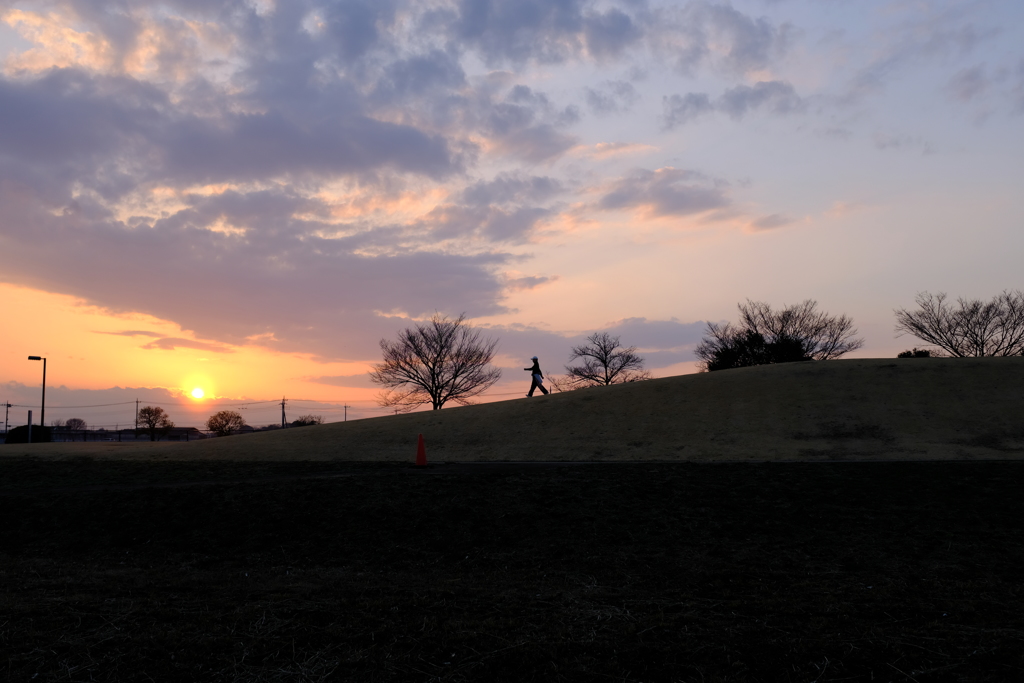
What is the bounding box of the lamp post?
[27,356,46,427]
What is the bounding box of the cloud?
[825,201,867,218]
[718,80,804,119]
[662,80,804,129]
[941,59,1024,115]
[98,330,162,338]
[0,178,518,360]
[654,2,794,76]
[0,0,786,368]
[503,275,554,291]
[0,68,460,203]
[578,142,657,160]
[662,92,714,128]
[597,316,706,351]
[947,64,989,102]
[303,373,376,388]
[583,8,642,59]
[140,337,236,353]
[452,0,590,65]
[310,0,402,64]
[419,203,552,243]
[749,213,794,231]
[598,167,731,218]
[698,3,794,75]
[0,380,185,412]
[460,173,563,206]
[872,132,934,155]
[1014,59,1024,112]
[585,79,639,115]
[841,5,998,103]
[95,329,234,352]
[480,84,579,162]
[412,172,565,243]
[372,49,467,102]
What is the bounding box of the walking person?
[525,356,549,396]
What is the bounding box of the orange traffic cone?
[416,433,427,466]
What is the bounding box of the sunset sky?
[2,0,1023,428]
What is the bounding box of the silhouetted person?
[525,356,548,396]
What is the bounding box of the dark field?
[1,459,1023,682]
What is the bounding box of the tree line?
[370,290,1024,411]
[46,408,327,442]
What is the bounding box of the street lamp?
[28,356,46,427]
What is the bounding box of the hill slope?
[8,358,1024,461]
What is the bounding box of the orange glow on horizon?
[0,283,379,405]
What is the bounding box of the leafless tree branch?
[894,290,1024,357]
[563,332,651,388]
[369,313,502,410]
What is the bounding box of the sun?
[191,387,205,399]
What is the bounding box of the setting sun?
[191,387,205,399]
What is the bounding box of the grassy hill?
[7,357,1024,461]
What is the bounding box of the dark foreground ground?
[1,459,1022,682]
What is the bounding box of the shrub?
[3,425,52,444]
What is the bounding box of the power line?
[8,400,136,409]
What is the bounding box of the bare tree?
[563,332,651,388]
[894,291,1024,357]
[206,410,247,436]
[696,300,863,371]
[292,414,324,426]
[370,313,502,411]
[138,406,174,441]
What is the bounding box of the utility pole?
[281,397,287,428]
[344,404,348,422]
[27,356,46,426]
[3,402,10,435]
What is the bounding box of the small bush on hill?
[897,348,931,358]
[3,425,52,444]
[702,330,811,371]
[696,300,863,372]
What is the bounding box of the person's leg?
[528,378,538,396]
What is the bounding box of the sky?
[1,0,1023,428]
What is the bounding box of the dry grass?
[7,357,1024,462]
